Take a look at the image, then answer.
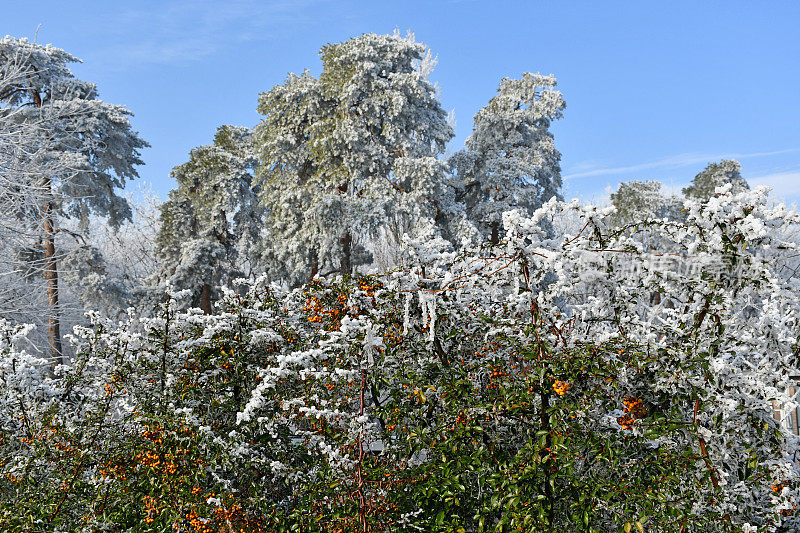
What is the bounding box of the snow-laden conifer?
[0,36,147,366]
[153,126,261,313]
[450,72,566,243]
[610,179,684,224]
[255,32,455,284]
[683,159,750,201]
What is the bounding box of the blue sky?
[6,0,800,204]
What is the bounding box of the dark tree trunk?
[650,291,662,306]
[35,92,63,372]
[340,232,352,276]
[43,192,63,371]
[200,283,213,315]
[489,220,500,245]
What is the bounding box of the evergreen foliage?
[0,36,148,227]
[450,72,565,244]
[153,126,261,312]
[0,36,147,364]
[683,160,750,201]
[255,32,456,285]
[609,180,684,224]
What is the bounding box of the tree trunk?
[489,220,500,245]
[340,232,352,276]
[200,283,213,315]
[43,192,63,371]
[35,92,63,372]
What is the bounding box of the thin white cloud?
[750,170,800,198]
[564,148,800,181]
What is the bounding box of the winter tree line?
[1,31,799,532]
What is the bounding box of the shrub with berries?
[2,186,799,532]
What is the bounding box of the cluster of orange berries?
[98,462,127,481]
[617,396,647,430]
[303,299,324,323]
[135,450,163,468]
[552,380,571,396]
[302,292,348,329]
[184,508,213,533]
[357,279,379,297]
[213,502,243,522]
[383,324,404,348]
[143,495,161,523]
[489,365,507,379]
[142,428,164,444]
[770,482,798,516]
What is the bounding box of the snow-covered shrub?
[1,185,798,532]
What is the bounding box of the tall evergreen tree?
[0,37,147,367]
[683,159,749,201]
[153,126,260,313]
[255,32,454,285]
[609,180,683,225]
[450,72,565,244]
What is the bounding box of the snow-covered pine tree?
[683,159,749,201]
[255,32,455,285]
[0,44,56,328]
[450,72,566,244]
[213,125,266,281]
[609,179,683,225]
[0,36,147,367]
[252,71,323,284]
[153,126,261,314]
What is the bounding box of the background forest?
[1,30,800,532]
